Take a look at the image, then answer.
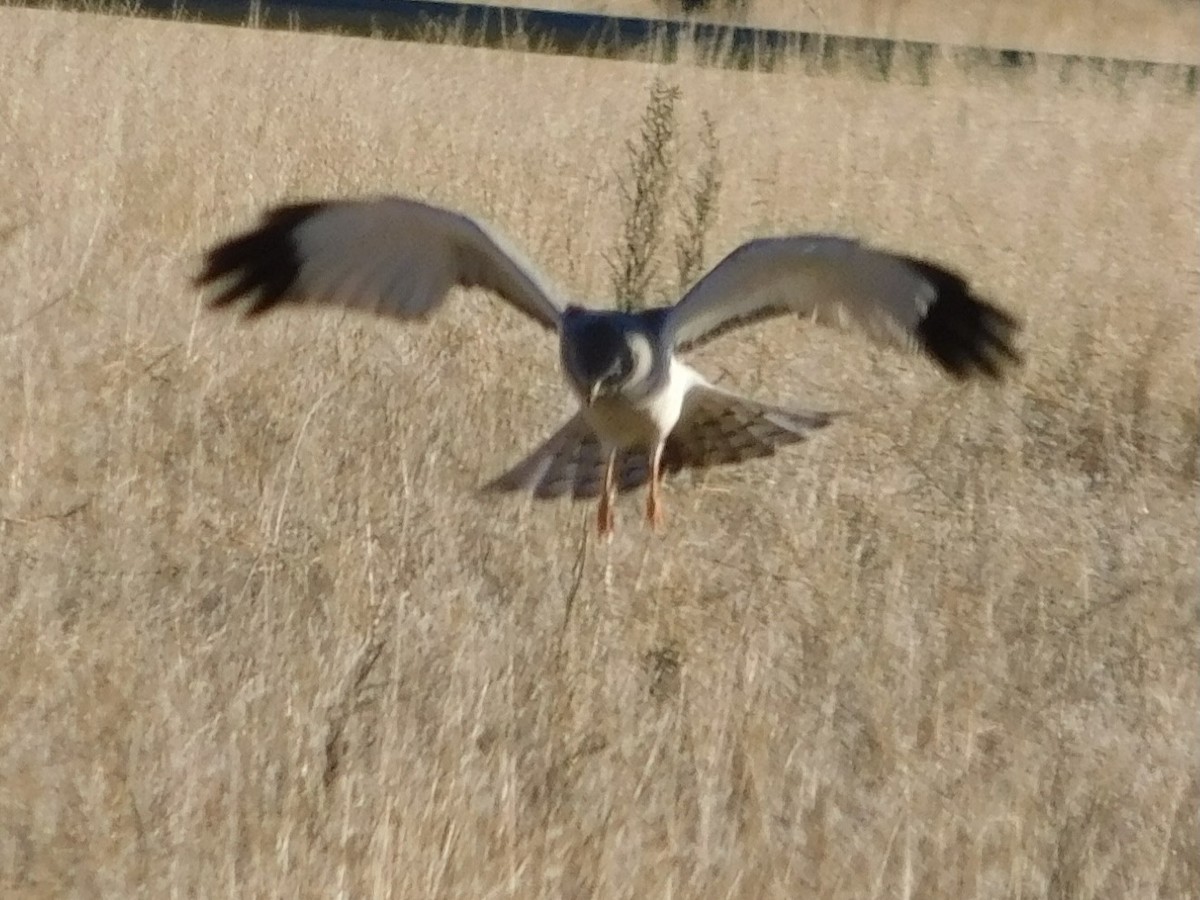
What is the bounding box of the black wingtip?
[195,202,327,317]
[902,255,1023,380]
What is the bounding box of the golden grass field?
[485,0,1200,63]
[1,6,1197,897]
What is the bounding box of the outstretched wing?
[663,383,834,470]
[665,236,1020,379]
[195,196,564,330]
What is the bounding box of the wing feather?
[666,236,1020,379]
[196,196,563,330]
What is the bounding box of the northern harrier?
[196,196,1020,534]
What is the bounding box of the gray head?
[560,306,654,404]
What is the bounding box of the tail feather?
[663,384,834,470]
[485,387,835,502]
[483,414,652,499]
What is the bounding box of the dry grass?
[1,7,1198,898]
[483,0,1200,64]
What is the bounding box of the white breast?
[579,359,701,451]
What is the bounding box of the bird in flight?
[196,196,1020,535]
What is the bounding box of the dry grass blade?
[675,110,722,291]
[608,77,681,310]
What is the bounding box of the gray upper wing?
[196,196,564,331]
[664,236,1020,379]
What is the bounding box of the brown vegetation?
[1,7,1196,897]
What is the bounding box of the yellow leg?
[645,443,665,530]
[597,451,617,537]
